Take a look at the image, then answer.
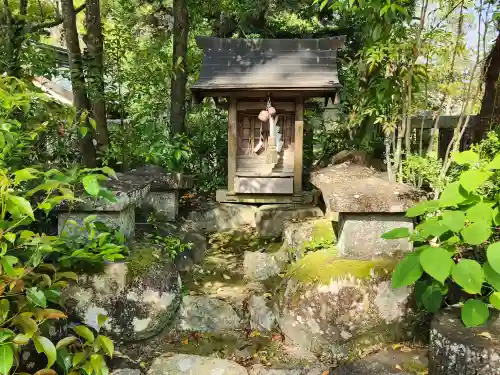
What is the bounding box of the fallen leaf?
[478,331,493,340]
[321,371,329,375]
[182,338,188,345]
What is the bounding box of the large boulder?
[64,258,181,342]
[277,249,414,362]
[147,354,248,375]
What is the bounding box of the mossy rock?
[282,218,336,260]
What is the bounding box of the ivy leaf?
[441,211,465,233]
[466,202,494,223]
[486,242,500,274]
[490,292,500,310]
[392,253,423,288]
[0,344,13,375]
[420,247,454,284]
[33,335,57,368]
[97,335,114,357]
[451,150,479,165]
[461,299,489,327]
[439,182,468,207]
[460,170,492,192]
[381,227,410,239]
[82,175,100,197]
[462,221,492,246]
[6,195,34,219]
[27,287,47,308]
[452,260,484,294]
[73,326,94,343]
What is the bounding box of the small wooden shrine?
[192,36,345,204]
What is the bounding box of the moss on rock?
[286,249,396,284]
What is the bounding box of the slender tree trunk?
[84,0,109,148]
[170,0,189,134]
[474,31,500,141]
[61,0,97,167]
[2,0,26,77]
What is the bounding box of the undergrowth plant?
[384,149,500,327]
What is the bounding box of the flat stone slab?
[147,354,248,375]
[187,203,258,232]
[310,164,424,213]
[129,165,193,191]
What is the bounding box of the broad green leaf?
[451,150,479,165]
[73,325,94,343]
[0,258,16,278]
[462,221,492,245]
[381,227,410,240]
[405,200,440,218]
[487,242,500,274]
[97,314,109,329]
[27,287,47,308]
[439,182,468,207]
[416,218,448,238]
[461,299,489,327]
[72,351,87,367]
[97,335,114,357]
[420,282,443,313]
[82,175,100,197]
[3,233,15,244]
[13,168,38,185]
[6,195,34,219]
[12,315,38,337]
[494,207,500,226]
[45,289,62,305]
[101,167,117,179]
[79,126,88,137]
[452,260,484,294]
[34,335,57,368]
[56,336,78,349]
[460,170,492,192]
[0,344,13,375]
[486,154,500,170]
[0,330,14,343]
[466,202,494,223]
[13,333,30,345]
[56,347,72,373]
[392,253,424,288]
[484,262,500,291]
[441,211,465,233]
[490,292,500,309]
[55,272,78,282]
[0,300,9,324]
[420,247,454,284]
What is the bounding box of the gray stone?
[243,251,288,281]
[177,296,242,332]
[310,164,423,215]
[248,366,327,375]
[187,203,258,232]
[278,251,414,361]
[248,295,276,332]
[128,165,193,191]
[64,261,181,342]
[337,213,413,259]
[58,206,136,239]
[147,354,248,375]
[111,370,142,375]
[331,349,428,375]
[429,307,500,375]
[144,191,179,222]
[282,218,335,260]
[257,204,324,238]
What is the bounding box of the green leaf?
[484,262,500,291]
[487,242,500,274]
[101,167,117,179]
[0,344,13,375]
[3,233,15,244]
[392,253,423,288]
[452,260,484,294]
[82,175,100,197]
[460,170,492,192]
[56,336,78,349]
[381,227,410,240]
[420,282,444,313]
[27,287,47,308]
[12,315,38,337]
[13,333,30,345]
[416,218,448,238]
[97,314,108,329]
[73,326,94,343]
[486,154,500,170]
[420,247,454,284]
[33,335,57,368]
[461,299,489,327]
[0,331,14,344]
[466,202,494,223]
[490,292,500,309]
[0,300,9,325]
[441,211,465,233]
[13,168,38,185]
[6,195,34,219]
[451,150,479,165]
[56,347,72,373]
[439,182,468,207]
[461,221,492,246]
[493,207,500,226]
[406,200,440,218]
[97,335,114,357]
[0,258,16,278]
[79,126,88,137]
[72,351,87,367]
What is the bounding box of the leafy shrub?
[385,149,500,327]
[401,154,444,190]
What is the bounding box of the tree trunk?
[61,0,97,167]
[2,0,26,77]
[474,31,500,142]
[84,0,109,148]
[170,0,189,134]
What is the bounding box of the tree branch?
[30,2,86,33]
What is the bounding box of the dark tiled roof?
[192,36,345,93]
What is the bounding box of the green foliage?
[401,154,444,189]
[386,149,500,327]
